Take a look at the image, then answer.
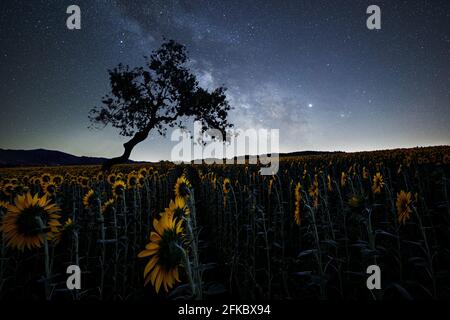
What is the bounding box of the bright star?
[308,103,313,108]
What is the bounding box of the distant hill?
[0,148,345,167]
[279,150,343,157]
[0,148,132,167]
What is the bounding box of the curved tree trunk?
[102,126,153,172]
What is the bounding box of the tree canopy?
[89,40,233,170]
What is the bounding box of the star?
[0,0,448,160]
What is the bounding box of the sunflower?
[112,180,126,198]
[107,173,116,185]
[96,172,105,181]
[43,182,58,196]
[127,173,139,189]
[78,176,90,188]
[2,183,15,197]
[13,184,25,194]
[41,173,52,184]
[327,175,333,192]
[166,196,190,220]
[396,191,412,225]
[32,177,43,188]
[223,178,231,195]
[52,175,64,185]
[294,182,301,225]
[137,174,146,188]
[308,178,319,208]
[174,175,191,199]
[102,198,115,215]
[138,211,184,293]
[82,189,97,209]
[443,154,450,165]
[139,167,148,177]
[116,173,124,181]
[21,175,30,185]
[63,218,74,231]
[0,192,61,250]
[372,172,385,194]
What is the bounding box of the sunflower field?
[0,146,449,300]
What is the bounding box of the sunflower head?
[32,177,43,187]
[174,175,191,199]
[78,176,90,188]
[166,196,190,220]
[82,189,97,209]
[138,211,184,293]
[102,198,115,215]
[127,173,139,189]
[308,178,319,198]
[223,178,231,195]
[139,167,148,177]
[63,218,75,231]
[0,192,61,251]
[308,176,319,207]
[52,175,64,185]
[137,174,146,188]
[327,175,333,192]
[2,183,15,197]
[43,182,58,196]
[372,172,385,194]
[107,174,116,185]
[96,172,105,181]
[21,175,30,185]
[294,182,302,200]
[396,190,412,225]
[294,182,301,226]
[112,180,126,198]
[41,173,52,184]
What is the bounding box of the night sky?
[1,0,449,161]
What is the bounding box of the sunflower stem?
[36,216,51,300]
[184,189,202,299]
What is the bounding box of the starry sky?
[1,0,449,161]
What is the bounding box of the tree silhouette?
[89,40,233,171]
